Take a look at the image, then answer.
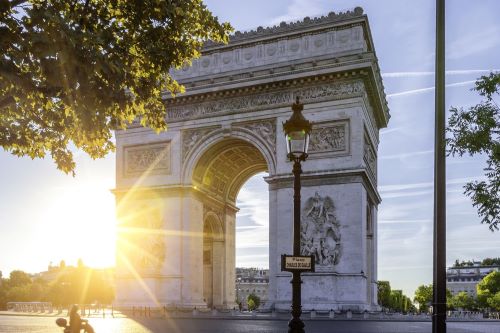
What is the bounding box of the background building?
[235,268,269,308]
[446,261,500,297]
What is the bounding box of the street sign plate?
[281,255,315,272]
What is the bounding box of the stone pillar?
[212,240,225,307]
[180,194,205,308]
[223,209,237,308]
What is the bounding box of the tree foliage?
[0,266,114,309]
[477,271,500,309]
[377,281,416,313]
[447,72,500,231]
[413,284,433,312]
[377,280,392,309]
[0,0,232,174]
[449,291,475,311]
[488,291,500,311]
[481,258,500,266]
[247,293,260,311]
[413,284,454,312]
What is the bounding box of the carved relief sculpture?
[363,135,376,178]
[182,127,220,162]
[309,123,347,154]
[120,204,165,273]
[124,142,171,177]
[301,192,341,269]
[234,119,276,152]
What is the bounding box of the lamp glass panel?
[287,130,307,156]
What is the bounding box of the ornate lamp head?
[283,96,312,161]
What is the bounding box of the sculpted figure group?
[301,192,341,268]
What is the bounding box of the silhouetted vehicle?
[55,318,95,333]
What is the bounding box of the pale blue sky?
[1,1,499,298]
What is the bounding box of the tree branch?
[0,96,15,109]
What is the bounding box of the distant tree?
[59,260,66,269]
[8,270,32,288]
[447,72,500,231]
[488,291,500,311]
[452,259,474,268]
[0,0,232,174]
[389,290,403,312]
[477,271,500,308]
[247,293,261,311]
[377,281,392,309]
[449,291,475,311]
[247,298,256,311]
[414,284,433,312]
[481,258,500,266]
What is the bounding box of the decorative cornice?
[204,7,364,48]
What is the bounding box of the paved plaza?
[1,314,500,333]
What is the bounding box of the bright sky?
[1,0,499,298]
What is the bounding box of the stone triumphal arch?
[114,7,389,311]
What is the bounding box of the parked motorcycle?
[56,317,95,333]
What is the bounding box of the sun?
[41,181,117,269]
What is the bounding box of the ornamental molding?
[232,119,276,153]
[205,7,364,48]
[167,80,364,122]
[301,192,341,270]
[308,120,349,157]
[124,142,171,177]
[182,126,221,162]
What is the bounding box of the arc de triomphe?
[113,7,389,311]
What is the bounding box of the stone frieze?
[167,81,364,121]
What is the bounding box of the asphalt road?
[1,315,500,333]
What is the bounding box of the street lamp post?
[283,96,312,333]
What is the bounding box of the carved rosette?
[308,120,349,156]
[233,119,276,153]
[182,126,220,162]
[301,192,341,270]
[124,142,171,177]
[167,81,364,121]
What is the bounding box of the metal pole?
[433,0,446,332]
[289,159,305,333]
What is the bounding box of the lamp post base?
[288,317,305,333]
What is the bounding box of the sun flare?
[40,181,117,269]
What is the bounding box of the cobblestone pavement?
[1,315,500,333]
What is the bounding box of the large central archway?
[187,135,273,308]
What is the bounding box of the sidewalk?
[1,310,498,323]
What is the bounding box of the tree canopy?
[449,291,475,311]
[477,271,500,309]
[247,293,260,311]
[0,0,232,174]
[447,72,500,231]
[413,284,433,312]
[0,266,114,309]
